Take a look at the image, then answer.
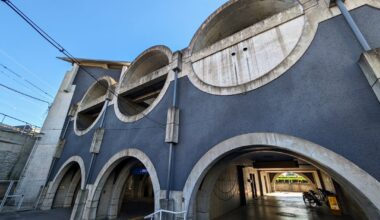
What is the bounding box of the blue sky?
[0,0,227,127]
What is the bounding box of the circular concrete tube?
[183,133,380,220]
[115,45,172,122]
[74,76,116,136]
[189,0,299,53]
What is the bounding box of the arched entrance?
[83,149,160,220]
[41,156,86,211]
[183,133,380,220]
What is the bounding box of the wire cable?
[1,0,165,128]
[0,83,51,105]
[0,48,55,91]
[0,62,54,99]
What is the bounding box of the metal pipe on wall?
[166,69,179,200]
[336,0,371,51]
[86,99,109,185]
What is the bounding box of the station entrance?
[192,149,367,220]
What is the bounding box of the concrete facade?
[0,129,36,181]
[13,0,380,219]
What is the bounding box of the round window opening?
[76,78,114,133]
[117,47,171,117]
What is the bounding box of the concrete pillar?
[70,189,89,220]
[320,172,336,193]
[14,65,77,208]
[359,48,380,102]
[312,171,322,189]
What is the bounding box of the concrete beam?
[359,48,380,102]
[90,128,105,154]
[165,107,180,144]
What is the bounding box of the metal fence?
[0,113,40,136]
[0,180,24,212]
[144,209,187,220]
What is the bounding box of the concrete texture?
[13,1,380,219]
[0,129,36,180]
[74,76,116,136]
[114,45,173,123]
[359,48,380,102]
[191,11,304,87]
[15,66,77,207]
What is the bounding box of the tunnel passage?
[95,158,154,220]
[52,163,81,209]
[191,149,367,220]
[117,46,172,117]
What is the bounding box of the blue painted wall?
[51,5,380,191]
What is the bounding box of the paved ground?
[118,200,154,220]
[0,193,353,220]
[0,208,71,220]
[0,200,153,220]
[216,192,353,220]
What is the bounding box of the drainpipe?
[166,68,179,200]
[336,0,371,51]
[85,99,109,185]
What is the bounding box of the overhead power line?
[0,83,51,105]
[0,63,54,99]
[1,0,165,128]
[0,48,55,91]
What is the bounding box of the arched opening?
[82,149,161,220]
[41,156,86,220]
[272,172,314,194]
[52,163,82,209]
[184,133,380,220]
[95,158,154,219]
[116,46,172,118]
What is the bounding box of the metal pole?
[0,181,14,212]
[166,143,174,200]
[17,195,24,210]
[85,99,108,185]
[1,114,5,124]
[172,70,178,107]
[336,0,371,51]
[85,154,96,185]
[99,99,109,128]
[61,116,72,139]
[166,69,179,200]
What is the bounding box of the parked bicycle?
[303,190,322,207]
[303,188,335,208]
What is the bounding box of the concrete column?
[14,65,77,208]
[253,170,261,197]
[359,48,380,102]
[312,171,322,189]
[70,189,89,220]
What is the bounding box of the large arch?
[183,133,380,219]
[41,156,86,210]
[82,148,160,220]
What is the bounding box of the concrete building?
[11,0,380,219]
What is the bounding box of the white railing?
[144,209,187,220]
[0,180,24,212]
